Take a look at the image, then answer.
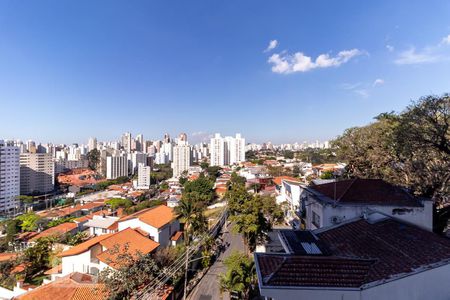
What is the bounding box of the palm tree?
[176,198,195,246]
[219,251,255,298]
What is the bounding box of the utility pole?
[183,246,190,300]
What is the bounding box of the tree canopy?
[332,94,450,232]
[220,251,255,298]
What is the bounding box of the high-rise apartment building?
[20,153,55,195]
[88,137,97,152]
[210,133,226,166]
[106,155,128,179]
[210,133,245,166]
[135,134,144,152]
[172,135,191,178]
[121,132,132,153]
[135,163,151,189]
[0,140,20,213]
[128,152,148,175]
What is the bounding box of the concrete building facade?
[19,152,54,195]
[0,140,20,212]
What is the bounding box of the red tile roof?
[119,205,177,229]
[310,178,421,206]
[16,272,107,300]
[273,176,300,186]
[59,234,113,257]
[0,252,17,262]
[97,228,159,268]
[30,222,78,241]
[256,218,450,289]
[170,231,183,241]
[44,264,62,275]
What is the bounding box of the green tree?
[21,238,52,282]
[87,149,100,170]
[332,94,450,232]
[283,150,294,159]
[292,165,301,177]
[206,166,222,179]
[219,251,255,298]
[176,196,206,245]
[17,213,42,232]
[320,170,334,179]
[100,246,159,300]
[106,198,133,210]
[183,175,215,203]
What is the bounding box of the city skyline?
[1,1,450,143]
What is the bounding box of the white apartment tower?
[121,132,132,153]
[0,140,20,213]
[106,155,128,179]
[88,137,97,152]
[210,133,245,166]
[172,134,191,178]
[210,133,225,166]
[20,153,55,195]
[136,163,151,189]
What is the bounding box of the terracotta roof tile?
[0,252,17,262]
[44,264,62,275]
[273,176,300,186]
[120,205,177,229]
[97,228,159,268]
[59,234,113,257]
[30,222,78,241]
[256,218,450,289]
[16,272,107,300]
[170,231,183,241]
[310,178,422,206]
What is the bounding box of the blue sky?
[0,1,450,144]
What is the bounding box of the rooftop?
[97,228,159,268]
[16,272,107,300]
[119,205,177,229]
[256,217,450,289]
[30,222,78,241]
[309,178,422,207]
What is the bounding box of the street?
[187,222,245,300]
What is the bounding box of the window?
[312,211,321,228]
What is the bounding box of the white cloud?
[395,34,450,65]
[386,45,395,52]
[268,48,364,74]
[441,34,450,45]
[340,79,383,98]
[394,47,441,65]
[264,40,278,52]
[354,89,370,98]
[373,78,385,87]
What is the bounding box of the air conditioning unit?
[330,216,343,224]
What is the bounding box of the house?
[28,222,80,244]
[296,179,433,231]
[37,201,105,221]
[16,272,107,300]
[84,215,119,236]
[117,205,181,247]
[312,163,346,177]
[254,214,450,300]
[276,179,306,228]
[58,227,159,277]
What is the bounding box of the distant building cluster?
[246,140,330,151]
[0,132,247,213]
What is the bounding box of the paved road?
[188,222,245,300]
